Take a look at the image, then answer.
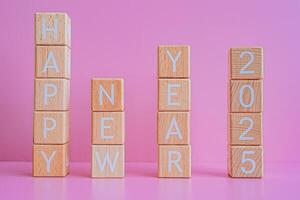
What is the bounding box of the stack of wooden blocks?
[228,48,264,178]
[157,45,191,178]
[33,13,71,176]
[91,78,125,178]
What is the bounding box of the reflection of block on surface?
[92,145,124,178]
[34,79,70,111]
[33,143,69,176]
[158,45,190,78]
[34,111,69,144]
[91,79,124,111]
[158,112,189,145]
[228,146,263,178]
[230,80,262,113]
[158,79,190,111]
[35,46,71,79]
[229,113,262,146]
[158,145,191,178]
[92,112,124,144]
[35,12,71,46]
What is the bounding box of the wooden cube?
[33,143,69,176]
[158,79,190,111]
[158,112,189,145]
[230,48,263,80]
[228,146,263,178]
[92,145,124,178]
[92,112,124,144]
[34,79,70,111]
[230,80,262,113]
[35,12,71,46]
[33,111,69,144]
[91,78,124,111]
[158,45,190,78]
[158,145,191,177]
[229,113,262,146]
[35,46,71,79]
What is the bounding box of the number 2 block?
[228,146,263,178]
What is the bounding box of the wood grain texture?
[33,143,69,176]
[158,145,191,178]
[230,80,262,113]
[228,146,263,178]
[34,79,70,111]
[35,12,71,47]
[158,112,190,145]
[92,145,124,178]
[230,48,263,80]
[91,78,124,111]
[229,113,262,146]
[158,45,190,78]
[34,111,69,144]
[92,112,124,144]
[158,79,190,111]
[35,46,71,79]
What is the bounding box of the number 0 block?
[228,146,263,178]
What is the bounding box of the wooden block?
[91,78,124,111]
[35,46,71,79]
[158,112,189,145]
[158,45,190,78]
[228,146,263,178]
[34,79,70,111]
[158,145,191,177]
[229,113,262,146]
[230,48,263,80]
[35,12,71,46]
[33,143,69,176]
[92,145,124,178]
[158,79,190,111]
[34,111,69,144]
[230,80,262,113]
[92,112,124,144]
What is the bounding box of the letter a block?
[33,143,69,176]
[92,145,124,178]
[158,145,191,177]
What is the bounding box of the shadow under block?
[35,12,71,47]
[158,145,191,178]
[35,46,71,79]
[230,47,263,80]
[228,146,263,178]
[230,80,262,113]
[158,112,190,145]
[92,112,124,144]
[33,143,69,176]
[92,145,124,178]
[91,78,124,111]
[158,45,190,78]
[229,113,262,146]
[34,111,69,144]
[158,79,190,111]
[34,79,70,111]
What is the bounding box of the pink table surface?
[0,162,299,200]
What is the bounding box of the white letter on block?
[99,84,115,105]
[165,116,182,141]
[100,117,113,140]
[44,83,57,105]
[168,150,183,173]
[43,117,57,139]
[43,51,59,73]
[42,16,58,40]
[167,83,180,106]
[166,50,181,72]
[40,151,56,174]
[95,151,119,173]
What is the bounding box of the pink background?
[0,0,299,164]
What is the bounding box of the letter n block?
[158,145,191,177]
[33,143,69,176]
[92,145,124,178]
